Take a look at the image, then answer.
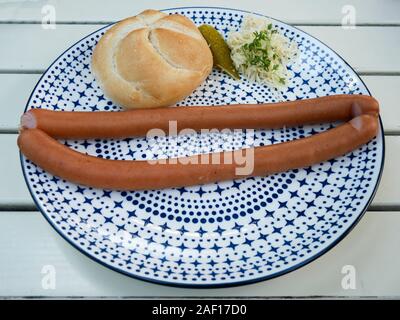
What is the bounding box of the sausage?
[18,114,378,190]
[21,94,379,139]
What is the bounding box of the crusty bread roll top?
[92,9,213,109]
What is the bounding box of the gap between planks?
[1,21,400,26]
[1,295,399,299]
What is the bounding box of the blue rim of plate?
[19,6,385,289]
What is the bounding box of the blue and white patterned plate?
[21,7,384,287]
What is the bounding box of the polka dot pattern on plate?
[21,7,384,287]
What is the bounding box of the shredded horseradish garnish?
[227,15,298,87]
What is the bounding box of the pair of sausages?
[18,95,379,190]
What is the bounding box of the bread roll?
[91,9,213,109]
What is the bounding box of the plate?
[21,7,384,287]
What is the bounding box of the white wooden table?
[0,0,399,298]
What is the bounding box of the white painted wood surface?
[0,0,399,25]
[0,0,398,297]
[1,211,399,297]
[0,25,399,73]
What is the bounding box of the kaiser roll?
[91,9,213,109]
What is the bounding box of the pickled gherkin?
[198,24,240,80]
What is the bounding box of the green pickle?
[198,24,240,80]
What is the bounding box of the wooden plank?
[0,74,41,131]
[371,136,400,207]
[362,76,400,134]
[0,210,399,297]
[0,24,100,72]
[0,134,397,207]
[300,26,400,74]
[0,0,399,25]
[0,24,399,73]
[1,75,399,133]
[0,134,33,206]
